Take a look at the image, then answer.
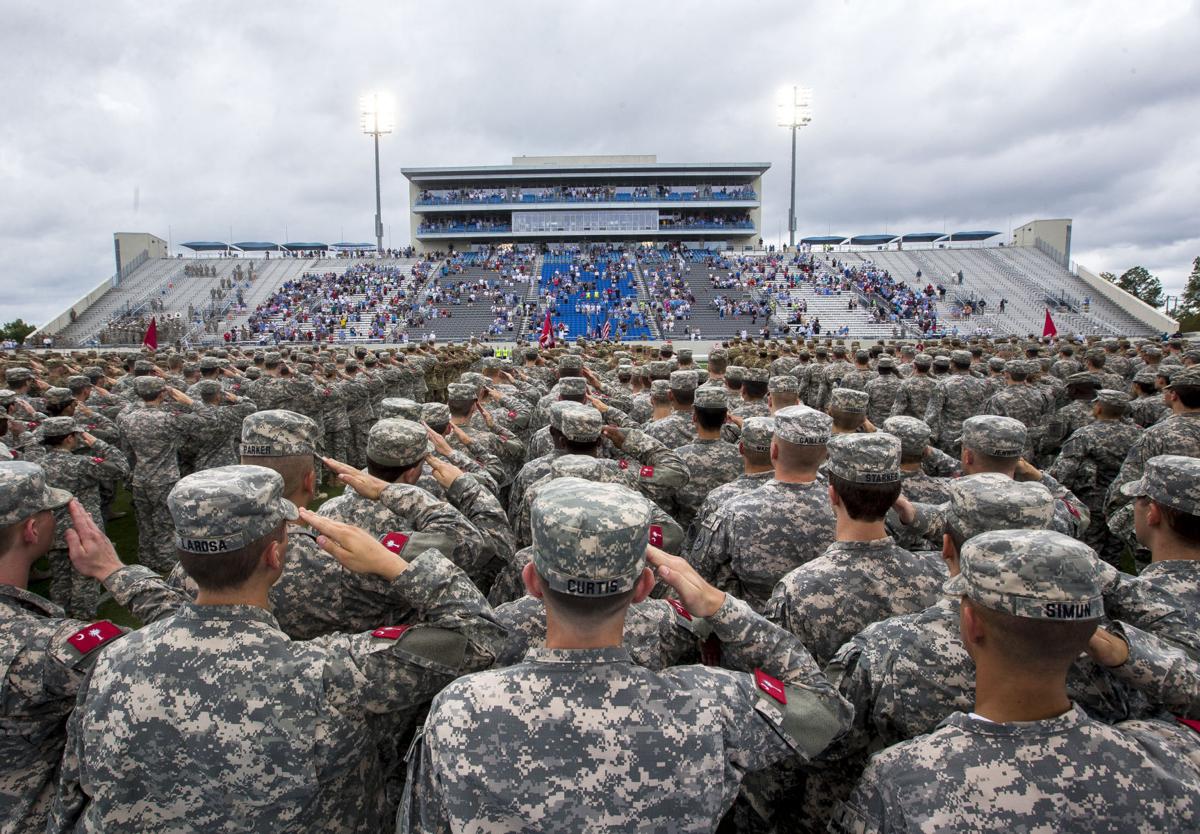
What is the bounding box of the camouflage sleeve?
[102,564,191,624]
[893,500,946,544]
[601,403,637,429]
[87,438,130,481]
[316,549,506,715]
[378,483,486,573]
[1103,574,1200,660]
[920,447,961,478]
[469,444,509,493]
[1046,434,1091,493]
[497,394,531,431]
[888,386,907,419]
[687,506,736,591]
[668,594,852,763]
[48,699,88,833]
[923,383,945,436]
[828,762,892,834]
[1104,621,1200,716]
[1106,436,1149,516]
[619,428,690,500]
[1038,472,1090,537]
[443,446,501,496]
[821,639,879,762]
[445,473,516,573]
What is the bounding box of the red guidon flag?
[538,310,554,348]
[1042,309,1058,340]
[142,317,158,350]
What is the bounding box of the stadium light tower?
[777,86,812,248]
[360,92,396,255]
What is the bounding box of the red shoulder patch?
[618,459,629,470]
[666,598,691,621]
[66,621,122,656]
[639,465,655,478]
[380,531,410,553]
[754,668,788,705]
[648,524,664,547]
[371,625,411,640]
[1063,500,1081,520]
[507,410,517,420]
[90,457,105,464]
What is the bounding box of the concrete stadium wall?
[1074,263,1177,334]
[32,275,114,338]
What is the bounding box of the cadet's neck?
[544,611,625,650]
[775,468,818,485]
[744,461,773,475]
[1149,536,1200,563]
[900,461,922,472]
[696,425,721,441]
[972,663,1072,723]
[835,514,887,542]
[0,550,34,590]
[194,586,272,610]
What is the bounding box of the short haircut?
[1133,381,1157,396]
[774,438,827,471]
[1159,504,1200,546]
[741,445,771,467]
[549,425,600,455]
[900,451,924,465]
[0,520,22,554]
[829,472,901,522]
[447,398,474,418]
[179,520,286,591]
[40,434,72,448]
[952,359,971,370]
[558,368,583,379]
[1007,370,1028,383]
[965,597,1097,672]
[1096,403,1126,419]
[708,354,728,374]
[541,575,636,624]
[770,392,800,408]
[366,457,423,482]
[241,454,314,496]
[138,390,160,403]
[1173,385,1200,409]
[965,449,1018,474]
[742,380,768,399]
[830,410,865,432]
[694,405,726,431]
[670,389,695,407]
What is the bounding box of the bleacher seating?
[535,251,652,341]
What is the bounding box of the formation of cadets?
[2,331,1200,832]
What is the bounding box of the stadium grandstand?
[33,217,1176,348]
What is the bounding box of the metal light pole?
[777,86,812,249]
[360,92,395,256]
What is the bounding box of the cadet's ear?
[942,534,960,574]
[1146,500,1163,528]
[631,567,655,604]
[959,598,986,652]
[522,562,544,599]
[262,538,284,573]
[303,468,317,498]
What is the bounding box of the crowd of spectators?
[416,184,757,205]
[418,217,511,234]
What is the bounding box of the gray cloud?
[1,0,1197,324]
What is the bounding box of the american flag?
[600,318,611,340]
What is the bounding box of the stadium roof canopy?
[331,242,376,249]
[946,230,1000,242]
[800,235,848,245]
[233,242,281,251]
[282,242,329,251]
[181,241,230,251]
[899,232,945,242]
[848,234,898,245]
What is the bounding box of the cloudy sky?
[1,0,1197,325]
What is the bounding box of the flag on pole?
[142,317,158,350]
[601,318,611,340]
[1042,309,1057,340]
[538,310,554,348]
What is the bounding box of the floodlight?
[360,92,396,136]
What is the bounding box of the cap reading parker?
[240,410,317,457]
[530,477,651,597]
[168,465,298,555]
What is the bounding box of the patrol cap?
[559,354,584,371]
[650,380,671,399]
[36,416,79,440]
[1066,372,1100,388]
[913,353,933,368]
[742,367,769,384]
[961,415,1026,458]
[678,348,693,362]
[944,529,1104,621]
[379,398,422,421]
[240,410,317,457]
[987,357,1006,372]
[1133,369,1158,385]
[44,387,74,407]
[558,377,588,398]
[133,360,156,374]
[134,376,166,398]
[446,383,476,401]
[199,356,223,371]
[1094,389,1130,409]
[168,465,298,556]
[192,379,222,399]
[366,418,432,468]
[769,375,800,394]
[0,460,71,525]
[944,473,1054,543]
[876,356,896,371]
[830,388,869,414]
[460,372,490,390]
[1120,454,1200,515]
[421,402,451,426]
[1166,368,1200,389]
[932,356,951,370]
[264,351,282,365]
[557,402,603,443]
[530,477,651,597]
[726,365,746,383]
[694,387,728,409]
[950,350,972,365]
[669,370,699,392]
[65,375,92,394]
[244,368,262,380]
[647,361,671,379]
[741,416,775,452]
[882,416,931,456]
[827,432,901,483]
[773,405,832,446]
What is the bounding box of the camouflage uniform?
[668,438,742,532]
[406,478,852,833]
[0,461,186,834]
[51,465,505,834]
[690,407,836,611]
[190,384,257,471]
[35,419,130,618]
[863,362,902,427]
[831,530,1200,833]
[924,353,993,455]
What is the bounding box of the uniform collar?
[827,537,897,554]
[943,703,1086,736]
[526,646,632,665]
[176,602,281,630]
[0,583,64,618]
[1140,560,1200,578]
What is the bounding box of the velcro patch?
[639,465,655,478]
[1064,501,1081,520]
[91,457,105,464]
[648,524,664,547]
[380,532,410,553]
[618,459,629,470]
[754,668,787,705]
[371,625,411,640]
[666,598,692,621]
[66,621,122,658]
[507,410,517,420]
